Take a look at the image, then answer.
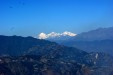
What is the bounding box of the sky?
[0,0,113,37]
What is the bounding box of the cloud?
[38,31,77,39]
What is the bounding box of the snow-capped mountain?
[38,31,77,40]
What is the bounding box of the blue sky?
[0,0,113,37]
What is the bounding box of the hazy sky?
[0,0,113,37]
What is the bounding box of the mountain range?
[45,27,113,55]
[0,35,113,75]
[38,31,76,40]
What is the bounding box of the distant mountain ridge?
[71,27,113,41]
[49,27,113,55]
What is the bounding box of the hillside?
[0,35,57,56]
[0,35,113,75]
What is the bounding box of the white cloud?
[38,31,77,39]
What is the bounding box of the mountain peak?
[38,31,77,39]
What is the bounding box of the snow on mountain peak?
[38,31,77,39]
[62,31,76,36]
[38,33,47,39]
